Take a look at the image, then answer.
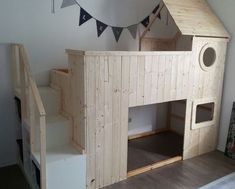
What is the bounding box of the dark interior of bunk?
[127,100,214,173]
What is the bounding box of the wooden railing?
[11,44,47,189]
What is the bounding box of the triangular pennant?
[141,16,150,28]
[112,27,123,42]
[79,8,92,26]
[127,24,138,39]
[166,12,169,25]
[158,12,161,20]
[96,20,108,37]
[61,0,76,8]
[152,4,160,14]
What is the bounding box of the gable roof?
[162,0,230,38]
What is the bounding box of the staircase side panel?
[68,54,86,151]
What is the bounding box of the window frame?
[191,98,217,130]
[199,43,217,72]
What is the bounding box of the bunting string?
[61,0,163,42]
[51,0,55,13]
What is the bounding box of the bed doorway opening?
[127,100,187,177]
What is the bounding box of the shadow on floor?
[128,131,183,171]
[0,165,30,189]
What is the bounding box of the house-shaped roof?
[162,0,230,38]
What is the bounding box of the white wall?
[128,104,168,136]
[0,0,161,85]
[207,0,235,151]
[0,44,18,167]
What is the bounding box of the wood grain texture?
[127,156,182,178]
[140,37,177,51]
[66,36,228,189]
[50,69,71,117]
[12,44,47,189]
[163,0,230,38]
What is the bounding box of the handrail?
[19,45,46,116]
[18,45,46,116]
[29,78,46,116]
[11,44,47,189]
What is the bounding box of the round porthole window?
[199,45,217,71]
[203,47,216,67]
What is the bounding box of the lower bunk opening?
[127,100,187,177]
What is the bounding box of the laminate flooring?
[104,151,235,189]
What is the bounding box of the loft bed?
[12,0,230,189]
[51,0,230,188]
[63,0,230,188]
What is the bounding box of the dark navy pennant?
[158,12,161,20]
[61,0,77,8]
[79,8,92,26]
[141,16,150,27]
[112,27,123,42]
[96,20,108,37]
[127,24,138,39]
[152,4,160,14]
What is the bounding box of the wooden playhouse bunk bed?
[12,0,230,189]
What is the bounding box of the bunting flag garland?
[96,20,108,37]
[158,12,161,20]
[166,11,169,25]
[152,5,161,20]
[61,0,165,42]
[79,8,92,26]
[112,27,123,42]
[152,5,160,14]
[127,24,138,39]
[141,16,150,28]
[61,0,76,8]
[52,0,55,13]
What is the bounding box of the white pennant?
[61,0,77,8]
[127,25,138,39]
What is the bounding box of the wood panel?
[95,56,105,188]
[50,69,71,117]
[68,55,86,151]
[163,0,230,38]
[129,56,138,106]
[68,51,193,189]
[127,156,182,177]
[183,37,228,159]
[119,56,130,181]
[111,56,122,184]
[140,37,176,51]
[103,56,113,187]
[128,52,192,107]
[66,37,228,189]
[12,44,47,189]
[85,56,96,189]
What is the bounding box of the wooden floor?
[103,151,235,189]
[128,131,183,171]
[0,165,30,189]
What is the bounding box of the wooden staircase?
[11,44,86,189]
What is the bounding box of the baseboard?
[127,156,182,177]
[128,128,169,140]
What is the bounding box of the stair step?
[35,115,71,151]
[32,144,86,189]
[33,144,80,164]
[38,87,61,116]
